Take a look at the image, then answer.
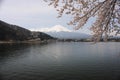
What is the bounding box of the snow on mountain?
[39,25,71,32]
[47,31,91,39]
[38,25,91,39]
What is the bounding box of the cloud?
[0,0,91,35]
[0,0,55,16]
[0,0,62,29]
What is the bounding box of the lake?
[0,42,120,80]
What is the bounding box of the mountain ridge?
[37,25,91,39]
[0,20,54,41]
[38,25,71,32]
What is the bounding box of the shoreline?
[0,40,120,44]
[0,40,49,44]
[0,39,58,44]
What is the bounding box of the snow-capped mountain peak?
[39,25,71,32]
[50,25,71,32]
[31,25,91,39]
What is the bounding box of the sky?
[0,0,94,34]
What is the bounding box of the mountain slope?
[39,25,71,32]
[47,31,90,39]
[39,25,91,39]
[0,20,54,41]
[0,20,32,41]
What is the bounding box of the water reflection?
[0,42,120,80]
[0,44,30,57]
[0,43,48,58]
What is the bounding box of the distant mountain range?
[0,20,54,41]
[1,20,119,42]
[39,25,71,32]
[38,25,91,40]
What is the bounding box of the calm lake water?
[0,42,120,80]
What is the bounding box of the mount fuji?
[39,25,71,32]
[36,25,91,39]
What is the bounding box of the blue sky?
[0,0,93,34]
